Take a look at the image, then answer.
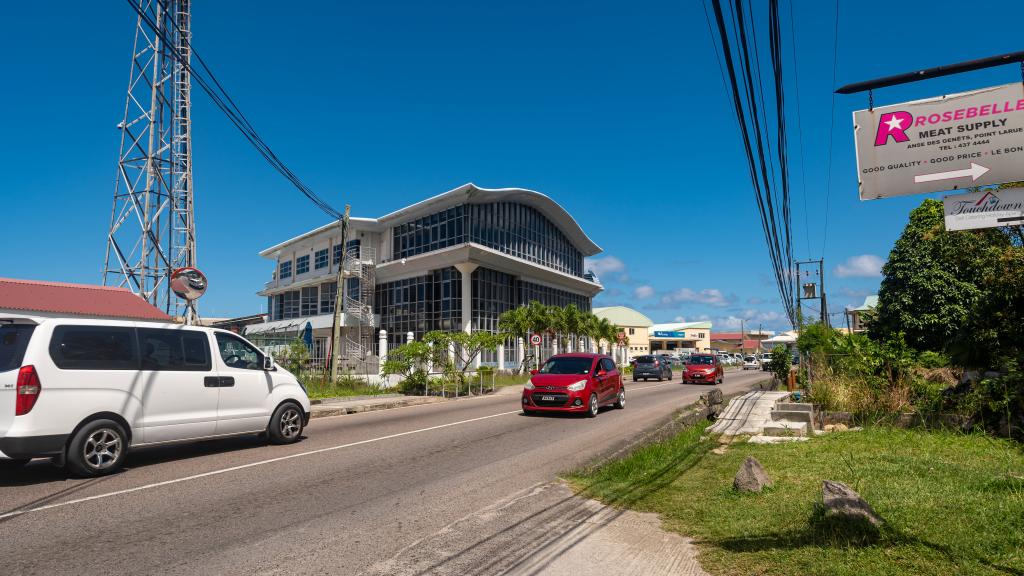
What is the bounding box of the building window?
[314,248,329,270]
[279,260,292,279]
[296,255,310,275]
[320,282,337,314]
[282,290,300,319]
[628,328,635,335]
[300,286,318,316]
[333,243,343,265]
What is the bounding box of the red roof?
[0,278,171,321]
[711,332,744,341]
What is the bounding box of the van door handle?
[219,377,235,387]
[204,377,235,387]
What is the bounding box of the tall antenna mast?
[104,0,197,322]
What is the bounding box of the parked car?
[684,354,724,384]
[657,353,677,368]
[742,355,760,370]
[760,353,774,370]
[632,354,673,381]
[522,353,624,418]
[0,315,311,477]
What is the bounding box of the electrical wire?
[126,0,343,220]
[787,0,812,258]
[820,0,840,256]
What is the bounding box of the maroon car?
[683,353,724,385]
[522,353,625,417]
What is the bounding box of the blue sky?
[2,1,1020,331]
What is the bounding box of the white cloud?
[835,254,884,278]
[584,256,625,277]
[673,315,686,322]
[658,288,733,308]
[634,285,655,299]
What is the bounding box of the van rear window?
[0,324,36,372]
[49,326,138,370]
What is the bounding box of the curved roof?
[593,306,653,327]
[377,183,602,256]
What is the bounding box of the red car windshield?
[688,356,714,365]
[539,357,593,375]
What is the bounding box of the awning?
[245,314,338,336]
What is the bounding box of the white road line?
[0,409,523,521]
[1,377,732,521]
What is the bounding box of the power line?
[126,0,343,220]
[820,0,840,257]
[786,0,812,258]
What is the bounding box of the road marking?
[0,409,523,521]
[1,376,757,521]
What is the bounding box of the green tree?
[769,345,790,384]
[423,330,504,389]
[381,340,433,392]
[871,198,1009,352]
[276,339,310,375]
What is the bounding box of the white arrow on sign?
[914,162,990,184]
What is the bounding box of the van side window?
[49,326,138,370]
[138,328,212,372]
[215,332,263,371]
[0,324,36,372]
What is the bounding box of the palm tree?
[579,312,600,352]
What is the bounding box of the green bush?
[397,369,428,395]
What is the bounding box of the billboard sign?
[653,331,687,338]
[943,187,1024,231]
[854,83,1024,200]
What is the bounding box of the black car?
[633,355,673,382]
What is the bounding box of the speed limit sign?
[529,334,542,346]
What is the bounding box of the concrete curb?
[310,396,448,418]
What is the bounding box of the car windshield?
[636,356,656,364]
[688,355,714,365]
[0,323,35,372]
[744,356,757,362]
[539,357,593,375]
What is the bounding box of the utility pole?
[329,205,351,384]
[740,318,745,356]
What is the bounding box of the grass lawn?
[568,425,1024,575]
[299,375,395,400]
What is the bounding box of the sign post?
[943,187,1024,230]
[853,82,1024,200]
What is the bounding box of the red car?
[522,353,625,418]
[683,353,724,385]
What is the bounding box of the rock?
[733,456,773,492]
[822,480,883,526]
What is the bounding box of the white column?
[454,262,478,335]
[517,337,525,371]
[552,339,559,356]
[497,344,505,371]
[378,329,388,376]
[406,331,414,344]
[454,262,479,370]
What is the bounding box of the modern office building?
[647,321,713,353]
[248,183,604,370]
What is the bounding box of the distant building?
[846,295,878,333]
[648,321,712,353]
[592,306,653,360]
[0,277,171,322]
[710,330,775,354]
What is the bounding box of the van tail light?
[16,365,41,416]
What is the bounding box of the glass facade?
[373,265,591,350]
[392,206,466,260]
[374,267,462,348]
[269,281,340,321]
[279,261,292,279]
[390,203,585,277]
[296,255,310,275]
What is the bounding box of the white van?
[0,315,310,477]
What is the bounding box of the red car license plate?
[541,395,555,401]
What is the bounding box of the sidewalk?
[308,385,522,419]
[309,394,447,418]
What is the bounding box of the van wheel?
[268,403,304,444]
[66,419,127,477]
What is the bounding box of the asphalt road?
[0,370,769,575]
